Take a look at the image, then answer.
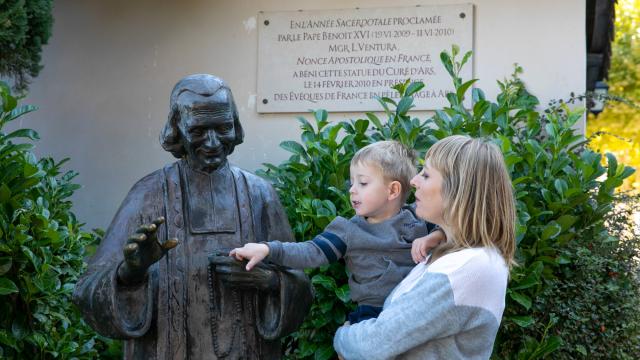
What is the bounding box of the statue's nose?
[204,130,220,148]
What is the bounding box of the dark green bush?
[533,194,640,359]
[0,82,117,358]
[0,0,53,91]
[261,47,639,359]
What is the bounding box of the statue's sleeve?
[73,171,164,339]
[251,176,314,340]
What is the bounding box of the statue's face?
[177,91,236,172]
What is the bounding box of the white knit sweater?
[334,247,509,360]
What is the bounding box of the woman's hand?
[411,229,445,263]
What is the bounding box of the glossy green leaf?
[396,97,414,115]
[456,79,477,101]
[556,215,578,231]
[312,274,336,291]
[280,141,306,156]
[334,285,350,303]
[4,128,40,142]
[314,344,335,360]
[366,113,383,129]
[509,291,533,310]
[314,109,328,122]
[0,258,11,276]
[0,278,18,295]
[405,82,425,97]
[606,152,618,178]
[554,179,568,196]
[541,222,562,241]
[510,315,535,328]
[0,184,10,204]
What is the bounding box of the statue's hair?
[160,74,244,158]
[351,140,417,203]
[426,135,516,268]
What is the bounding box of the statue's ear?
[160,108,185,158]
[232,102,244,146]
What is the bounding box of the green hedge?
[260,47,640,359]
[0,82,118,358]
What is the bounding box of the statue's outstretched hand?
[209,254,279,292]
[117,216,179,285]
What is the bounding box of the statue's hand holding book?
[209,248,279,292]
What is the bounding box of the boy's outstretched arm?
[230,243,270,270]
[232,216,351,271]
[411,229,445,263]
[231,237,335,271]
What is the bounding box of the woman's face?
[410,161,445,225]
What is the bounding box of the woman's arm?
[334,271,460,359]
[333,249,508,360]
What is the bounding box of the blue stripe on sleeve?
[320,231,347,256]
[312,237,338,262]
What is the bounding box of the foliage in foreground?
[260,47,640,359]
[0,82,118,358]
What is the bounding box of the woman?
[334,135,516,359]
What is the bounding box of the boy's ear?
[388,181,402,201]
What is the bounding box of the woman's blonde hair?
[427,135,516,268]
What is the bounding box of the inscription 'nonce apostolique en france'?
[294,54,432,66]
[257,5,474,112]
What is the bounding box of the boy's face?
[349,162,400,223]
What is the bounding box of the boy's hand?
[229,243,270,271]
[411,229,445,263]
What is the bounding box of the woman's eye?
[359,182,368,186]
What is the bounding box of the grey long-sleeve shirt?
[267,207,434,307]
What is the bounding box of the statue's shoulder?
[230,165,279,206]
[128,162,179,194]
[231,165,271,187]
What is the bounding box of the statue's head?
[160,74,244,172]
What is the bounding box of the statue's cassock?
[74,160,312,359]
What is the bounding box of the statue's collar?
[179,160,238,234]
[184,160,230,177]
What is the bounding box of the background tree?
[0,0,53,91]
[588,0,640,192]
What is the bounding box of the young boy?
[231,141,444,323]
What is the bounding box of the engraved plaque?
[257,4,474,113]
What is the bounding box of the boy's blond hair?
[425,135,516,268]
[351,141,417,203]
